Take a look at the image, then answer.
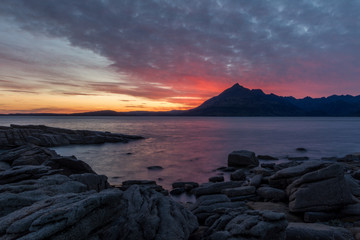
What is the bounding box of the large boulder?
[286,222,354,240]
[228,150,259,167]
[269,161,329,189]
[286,164,354,212]
[193,181,244,197]
[257,186,286,202]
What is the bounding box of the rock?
[345,174,360,197]
[121,180,167,195]
[303,212,338,223]
[261,163,276,169]
[252,167,274,176]
[287,156,309,161]
[257,155,279,160]
[147,165,163,170]
[286,164,354,212]
[352,170,360,180]
[0,144,58,166]
[171,188,185,195]
[230,169,246,181]
[249,174,263,187]
[247,201,302,222]
[296,148,307,152]
[269,161,328,189]
[194,181,244,197]
[0,124,143,149]
[0,174,87,217]
[257,187,286,202]
[209,176,224,183]
[44,156,96,175]
[0,161,10,171]
[205,209,288,240]
[191,194,245,224]
[228,150,259,167]
[172,181,199,189]
[286,222,354,240]
[340,203,360,216]
[0,165,60,184]
[221,186,256,197]
[70,173,110,191]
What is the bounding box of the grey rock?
[286,164,354,212]
[194,181,244,197]
[345,174,360,197]
[303,212,338,223]
[269,161,328,189]
[340,203,360,216]
[170,188,185,195]
[257,187,286,202]
[44,156,96,175]
[352,170,360,180]
[252,167,274,176]
[70,173,109,191]
[287,156,309,161]
[221,186,256,197]
[286,222,354,240]
[0,124,143,149]
[246,201,302,222]
[228,150,259,167]
[0,161,10,171]
[230,169,246,181]
[261,163,276,169]
[0,165,59,184]
[172,181,199,189]
[206,209,288,240]
[250,174,263,187]
[147,165,163,170]
[209,175,224,183]
[257,155,279,160]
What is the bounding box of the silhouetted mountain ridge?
[184,83,360,116]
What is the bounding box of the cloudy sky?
[0,0,359,113]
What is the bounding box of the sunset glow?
[1,1,359,113]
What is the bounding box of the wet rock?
[230,169,246,181]
[352,170,360,180]
[252,167,274,176]
[286,222,354,240]
[194,181,244,197]
[257,155,279,160]
[296,148,307,152]
[257,187,286,202]
[228,150,259,167]
[121,180,167,195]
[209,175,224,183]
[286,164,354,212]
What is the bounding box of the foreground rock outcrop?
[0,145,198,240]
[0,124,143,149]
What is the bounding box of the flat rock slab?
[0,124,143,149]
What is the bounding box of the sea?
[1,116,360,190]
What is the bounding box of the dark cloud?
[0,0,360,98]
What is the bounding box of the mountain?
[4,83,360,116]
[184,83,360,116]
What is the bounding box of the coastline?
[1,125,360,239]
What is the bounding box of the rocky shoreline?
[1,125,360,239]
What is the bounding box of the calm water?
[1,116,360,189]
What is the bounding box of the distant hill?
[3,83,360,116]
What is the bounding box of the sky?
[0,0,360,113]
